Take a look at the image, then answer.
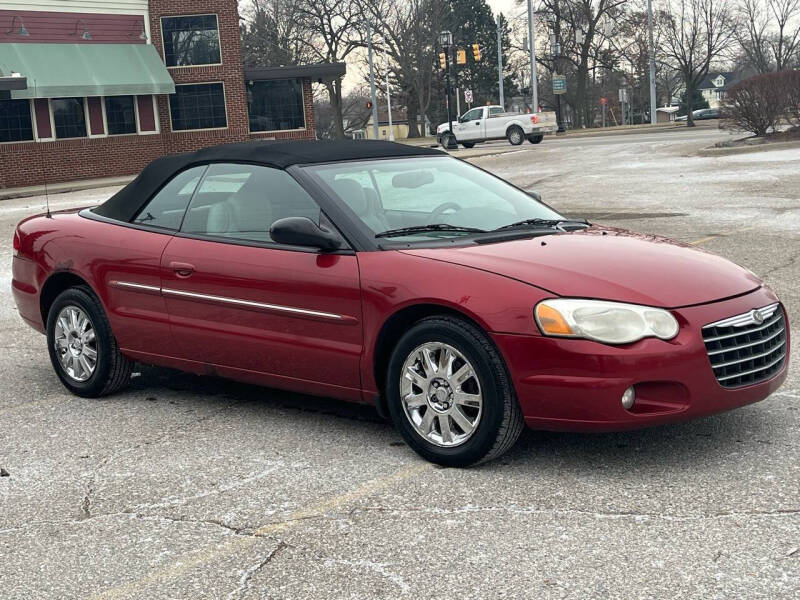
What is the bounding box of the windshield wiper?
[493,218,587,232]
[375,223,487,238]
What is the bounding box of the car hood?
[401,228,762,308]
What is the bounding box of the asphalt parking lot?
[1,127,798,599]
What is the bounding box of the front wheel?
[46,287,132,398]
[507,126,525,145]
[385,316,524,467]
[440,132,457,149]
[528,134,544,144]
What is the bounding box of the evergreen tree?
[441,0,518,114]
[679,88,709,115]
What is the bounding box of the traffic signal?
[438,52,447,69]
[472,44,481,61]
[457,48,466,64]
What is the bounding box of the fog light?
[621,386,636,410]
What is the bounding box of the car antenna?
[33,79,51,218]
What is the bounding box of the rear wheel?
[528,134,544,144]
[46,287,132,397]
[507,126,524,145]
[385,316,524,467]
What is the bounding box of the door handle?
[169,261,195,278]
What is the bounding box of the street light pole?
[497,14,504,109]
[528,0,538,112]
[647,0,657,124]
[366,19,379,139]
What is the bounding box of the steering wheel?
[427,202,462,224]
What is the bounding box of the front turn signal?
[535,303,574,336]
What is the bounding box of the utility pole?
[366,20,379,139]
[647,0,657,125]
[527,0,538,111]
[553,3,564,132]
[497,14,504,109]
[383,36,394,140]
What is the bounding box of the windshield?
[304,156,562,241]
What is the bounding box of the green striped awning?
[0,43,175,99]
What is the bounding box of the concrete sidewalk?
[0,174,134,201]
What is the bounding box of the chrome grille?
[702,303,787,388]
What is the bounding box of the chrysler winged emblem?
[751,309,765,325]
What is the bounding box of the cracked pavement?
[1,127,798,599]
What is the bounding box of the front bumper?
[491,287,790,432]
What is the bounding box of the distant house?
[698,72,739,108]
[358,107,429,140]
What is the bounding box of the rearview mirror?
[392,170,434,189]
[270,217,342,251]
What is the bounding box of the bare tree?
[661,0,735,126]
[240,0,311,67]
[364,0,445,137]
[769,0,800,69]
[731,0,799,72]
[294,1,365,138]
[733,0,773,72]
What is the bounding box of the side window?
[180,163,321,243]
[132,166,206,229]
[461,108,482,122]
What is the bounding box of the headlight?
[534,299,679,345]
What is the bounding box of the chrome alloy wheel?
[54,305,97,382]
[400,342,483,447]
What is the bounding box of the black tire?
[461,142,475,149]
[528,134,544,144]
[440,132,457,150]
[506,126,524,145]
[385,316,524,467]
[46,286,132,398]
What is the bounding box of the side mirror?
[270,217,342,252]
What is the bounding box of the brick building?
[0,1,344,190]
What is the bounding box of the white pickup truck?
[436,105,558,148]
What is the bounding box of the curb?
[697,139,800,157]
[0,175,134,201]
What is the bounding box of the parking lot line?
[689,224,760,246]
[91,461,431,599]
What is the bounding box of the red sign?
[600,97,607,106]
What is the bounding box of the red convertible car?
[12,140,789,466]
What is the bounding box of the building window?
[161,15,221,67]
[52,97,87,139]
[0,99,33,142]
[247,79,305,132]
[169,83,227,131]
[105,96,137,135]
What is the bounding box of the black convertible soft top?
[93,139,444,222]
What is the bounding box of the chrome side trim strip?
[704,302,780,329]
[706,326,785,355]
[715,350,786,382]
[702,312,783,342]
[711,340,786,369]
[161,287,346,321]
[109,280,162,293]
